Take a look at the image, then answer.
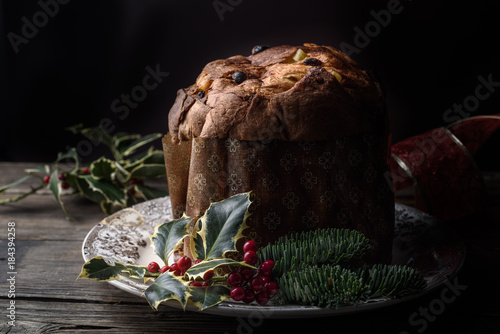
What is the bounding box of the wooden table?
[1,162,499,334]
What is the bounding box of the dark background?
[1,0,499,169]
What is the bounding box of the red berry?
[129,178,144,185]
[230,286,246,301]
[258,260,275,277]
[243,240,258,253]
[239,267,254,281]
[81,167,90,174]
[169,263,179,272]
[173,269,182,276]
[255,291,270,305]
[160,266,170,273]
[189,281,202,287]
[242,289,255,304]
[193,259,203,265]
[261,276,271,284]
[243,251,258,266]
[227,271,243,286]
[250,276,265,292]
[61,182,70,189]
[147,261,160,273]
[203,270,214,281]
[201,281,210,287]
[58,173,67,181]
[177,256,192,272]
[43,175,50,184]
[264,281,279,296]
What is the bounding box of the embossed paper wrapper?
[163,132,394,263]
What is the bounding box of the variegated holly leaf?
[188,285,231,311]
[190,192,251,260]
[124,264,148,279]
[135,184,169,200]
[83,177,127,209]
[48,169,71,219]
[80,126,115,153]
[185,258,254,281]
[24,164,50,175]
[129,163,166,179]
[0,175,34,194]
[90,157,116,181]
[150,216,192,265]
[56,147,79,167]
[122,133,163,158]
[124,146,166,180]
[70,175,107,207]
[114,132,141,154]
[143,273,191,311]
[78,256,148,281]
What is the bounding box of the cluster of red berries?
[146,240,279,306]
[148,256,214,286]
[228,240,278,305]
[43,172,71,189]
[42,167,91,189]
[148,255,193,276]
[128,178,144,195]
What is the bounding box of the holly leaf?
[0,175,34,194]
[143,273,191,311]
[79,126,119,160]
[185,258,254,281]
[141,150,165,165]
[188,285,231,311]
[114,132,141,153]
[150,216,192,265]
[122,133,162,158]
[65,123,85,134]
[90,157,116,181]
[48,169,71,219]
[80,126,115,150]
[135,184,169,200]
[78,256,142,281]
[24,164,50,175]
[193,192,251,260]
[56,147,79,167]
[128,163,166,179]
[124,264,148,279]
[71,175,107,206]
[84,177,127,209]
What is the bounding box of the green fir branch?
[257,228,371,277]
[277,263,426,308]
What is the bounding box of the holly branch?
[0,124,169,219]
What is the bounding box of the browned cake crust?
[168,43,386,143]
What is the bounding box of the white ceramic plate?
[81,197,465,318]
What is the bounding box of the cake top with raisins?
[168,43,386,143]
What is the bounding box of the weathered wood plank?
[1,295,499,334]
[0,238,144,303]
[0,195,106,241]
[0,299,239,333]
[0,194,107,241]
